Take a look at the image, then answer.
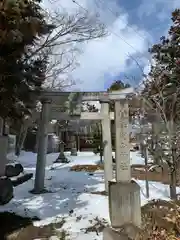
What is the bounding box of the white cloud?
[43,0,151,91]
[138,0,180,22]
[136,0,180,85]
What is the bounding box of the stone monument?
[54,140,69,163]
[103,99,141,240]
[70,135,78,156]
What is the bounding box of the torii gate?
[32,88,134,193]
[32,88,142,235]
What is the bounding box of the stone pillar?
[33,99,51,193]
[0,136,8,176]
[104,99,141,240]
[70,135,77,156]
[100,100,113,192]
[114,100,131,182]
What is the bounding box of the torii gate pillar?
[33,99,51,193]
[100,100,113,193]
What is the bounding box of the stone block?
[103,227,129,240]
[108,180,141,228]
[5,163,24,177]
[0,136,8,176]
[54,152,70,163]
[71,148,77,156]
[0,177,13,205]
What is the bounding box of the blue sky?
[44,0,180,91]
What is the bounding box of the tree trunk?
[168,120,177,200]
[154,140,161,165]
[0,117,4,136]
[140,143,145,158]
[100,124,103,163]
[144,146,149,198]
[176,161,180,186]
[151,123,161,165]
[170,140,177,200]
[15,122,28,157]
[170,169,177,199]
[100,147,103,163]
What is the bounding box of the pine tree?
[142,9,180,199]
[107,80,131,111]
[143,9,180,122]
[0,0,55,121]
[107,80,130,92]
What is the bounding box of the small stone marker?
[55,141,69,163]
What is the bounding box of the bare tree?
[141,75,180,200]
[27,9,107,90]
[15,8,107,157]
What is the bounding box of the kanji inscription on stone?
[115,100,131,182]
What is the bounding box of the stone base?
[54,152,69,163]
[0,178,13,205]
[30,188,50,194]
[70,148,77,156]
[103,224,141,240]
[108,180,141,228]
[103,227,128,240]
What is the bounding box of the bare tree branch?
[30,9,108,90]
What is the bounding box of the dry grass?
[81,216,109,235]
[70,164,104,172]
[0,212,67,240]
[138,199,180,240]
[70,164,178,186]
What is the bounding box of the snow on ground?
[1,151,177,239]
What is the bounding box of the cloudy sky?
[44,0,180,91]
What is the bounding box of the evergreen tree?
[107,80,130,92]
[143,9,180,122]
[0,0,55,121]
[107,80,131,111]
[142,9,180,199]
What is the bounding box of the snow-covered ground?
[0,151,177,239]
